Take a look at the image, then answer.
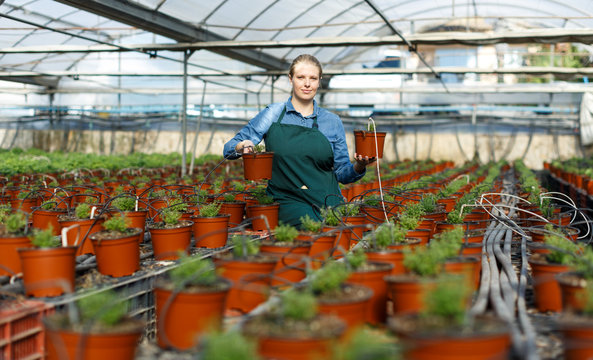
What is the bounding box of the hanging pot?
[242,152,274,180]
[353,130,386,158]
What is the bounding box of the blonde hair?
[288,54,322,78]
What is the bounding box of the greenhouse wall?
[0,129,579,170]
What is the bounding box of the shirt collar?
[286,96,318,118]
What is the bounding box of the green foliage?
[231,235,260,258]
[345,248,367,270]
[440,178,466,198]
[573,248,593,279]
[446,210,464,224]
[199,202,221,217]
[30,227,60,248]
[545,230,583,265]
[0,205,11,223]
[169,255,217,289]
[75,203,91,219]
[168,197,188,213]
[321,207,341,227]
[253,143,266,153]
[4,212,27,234]
[111,196,136,212]
[223,193,236,202]
[430,227,464,260]
[420,194,437,213]
[280,288,318,321]
[17,190,33,200]
[273,223,299,243]
[200,330,260,360]
[422,276,469,325]
[40,201,56,210]
[211,178,224,193]
[311,261,350,294]
[162,208,182,226]
[403,246,442,277]
[300,214,322,233]
[255,194,274,205]
[231,181,246,192]
[103,215,129,233]
[398,212,419,231]
[370,222,406,249]
[78,290,127,327]
[581,280,593,316]
[333,327,400,360]
[338,203,360,217]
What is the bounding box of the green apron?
[265,106,342,227]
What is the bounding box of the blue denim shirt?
[223,97,364,184]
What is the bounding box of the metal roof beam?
[2,66,593,77]
[6,28,593,54]
[54,0,288,70]
[1,76,59,88]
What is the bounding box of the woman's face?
[289,61,320,103]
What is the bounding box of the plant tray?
[0,299,54,360]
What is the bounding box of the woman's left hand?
[353,153,376,173]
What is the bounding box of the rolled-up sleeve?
[223,104,283,159]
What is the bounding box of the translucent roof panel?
[1,0,593,108]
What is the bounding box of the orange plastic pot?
[90,229,141,277]
[45,319,143,360]
[220,201,245,226]
[390,315,511,360]
[366,250,406,275]
[443,257,480,292]
[154,280,230,350]
[191,215,230,248]
[149,221,193,260]
[59,217,104,256]
[342,215,366,242]
[354,130,386,158]
[297,232,336,269]
[557,272,588,312]
[260,242,311,287]
[247,203,279,231]
[214,256,277,313]
[242,152,274,180]
[18,246,77,297]
[322,226,352,257]
[347,262,393,324]
[123,210,148,244]
[558,318,593,360]
[31,209,66,235]
[529,255,571,312]
[384,275,438,315]
[317,284,373,332]
[0,235,32,276]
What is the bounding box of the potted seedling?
[148,207,193,260]
[191,202,230,249]
[242,288,344,360]
[0,210,32,276]
[213,234,277,313]
[389,277,511,359]
[339,203,367,242]
[18,226,77,297]
[58,202,104,255]
[32,197,68,236]
[332,327,400,360]
[363,222,419,276]
[557,275,593,359]
[321,207,351,258]
[89,214,142,277]
[246,187,279,231]
[261,223,311,286]
[298,214,336,268]
[154,254,231,350]
[242,143,274,181]
[343,248,393,324]
[353,121,386,158]
[44,290,144,360]
[110,194,148,243]
[529,227,584,312]
[308,260,373,332]
[219,192,246,227]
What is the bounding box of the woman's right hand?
[236,140,255,154]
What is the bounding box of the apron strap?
[275,106,287,124]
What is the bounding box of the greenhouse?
[1,1,593,359]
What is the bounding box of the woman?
[223,54,375,227]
